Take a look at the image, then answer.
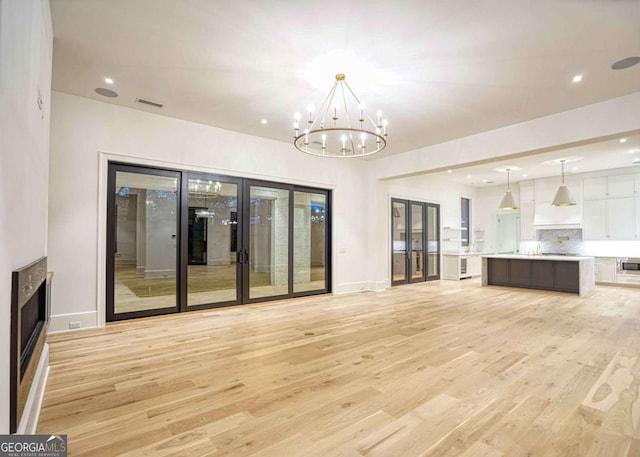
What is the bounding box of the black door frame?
[425,202,441,281]
[181,171,244,312]
[107,162,331,321]
[106,163,183,321]
[391,198,440,286]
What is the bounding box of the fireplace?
[10,256,47,433]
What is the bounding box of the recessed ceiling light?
[523,174,528,177]
[620,138,627,143]
[573,167,578,171]
[467,175,472,179]
[482,179,487,183]
[261,119,268,125]
[447,169,452,173]
[572,74,583,83]
[634,157,640,164]
[95,88,117,98]
[611,56,640,70]
[104,77,114,85]
[628,148,640,154]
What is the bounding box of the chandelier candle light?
[293,73,387,157]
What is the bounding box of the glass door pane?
[427,203,440,279]
[111,169,179,317]
[392,200,408,284]
[293,191,327,293]
[248,185,290,299]
[187,177,240,307]
[410,203,425,282]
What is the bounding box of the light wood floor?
[39,279,640,456]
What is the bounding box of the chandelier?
[293,73,387,158]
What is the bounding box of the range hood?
[533,202,581,229]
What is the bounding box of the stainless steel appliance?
[618,258,640,274]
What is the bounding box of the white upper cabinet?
[608,197,635,240]
[582,199,607,239]
[607,174,636,198]
[583,177,608,200]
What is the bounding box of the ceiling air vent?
[135,98,163,109]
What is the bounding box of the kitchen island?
[482,254,595,296]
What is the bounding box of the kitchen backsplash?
[519,230,640,257]
[536,229,583,254]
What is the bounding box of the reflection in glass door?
[293,190,329,294]
[246,183,290,300]
[392,200,408,284]
[410,203,425,282]
[186,176,241,308]
[426,203,440,279]
[107,166,180,320]
[391,199,440,286]
[108,163,332,321]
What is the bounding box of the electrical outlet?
[69,321,81,329]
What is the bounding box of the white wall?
[48,91,371,330]
[0,0,52,433]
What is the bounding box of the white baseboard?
[367,280,388,292]
[48,311,98,333]
[332,281,370,294]
[17,343,49,435]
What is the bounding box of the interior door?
[392,199,409,285]
[188,208,207,265]
[392,199,440,286]
[426,203,440,280]
[409,202,426,283]
[107,165,181,321]
[185,175,242,309]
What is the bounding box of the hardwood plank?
[37,279,640,455]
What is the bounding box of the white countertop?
[443,251,493,256]
[483,254,594,262]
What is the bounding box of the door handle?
[237,249,250,264]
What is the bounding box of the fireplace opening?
[20,284,46,377]
[10,256,48,434]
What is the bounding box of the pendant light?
[498,168,518,210]
[551,159,576,207]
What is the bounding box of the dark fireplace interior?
[11,256,47,434]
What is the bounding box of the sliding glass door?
[107,165,181,320]
[391,198,440,286]
[246,182,290,300]
[186,174,242,309]
[107,163,331,321]
[293,190,328,294]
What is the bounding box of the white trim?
[332,281,370,294]
[367,280,388,292]
[16,344,49,435]
[48,311,98,334]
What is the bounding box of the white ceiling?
[426,132,640,187]
[50,0,640,162]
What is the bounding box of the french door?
[107,163,331,321]
[391,199,440,286]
